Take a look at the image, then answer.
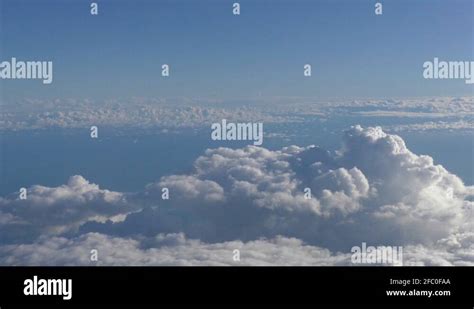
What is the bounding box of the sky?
[0,0,473,266]
[1,0,473,101]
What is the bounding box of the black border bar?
[0,266,472,306]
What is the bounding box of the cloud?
[0,126,472,265]
[86,125,470,249]
[0,176,138,244]
[339,126,471,243]
[403,232,474,266]
[0,233,351,266]
[1,231,472,266]
[1,96,472,131]
[390,119,474,132]
[0,98,298,131]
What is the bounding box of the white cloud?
[0,232,351,266]
[1,96,472,131]
[0,176,138,243]
[1,231,472,266]
[390,119,474,132]
[0,126,472,265]
[109,125,470,249]
[403,232,474,266]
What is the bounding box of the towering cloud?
[0,126,472,265]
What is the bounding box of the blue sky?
[0,0,473,267]
[1,0,473,100]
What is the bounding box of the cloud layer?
[0,126,472,265]
[1,96,472,131]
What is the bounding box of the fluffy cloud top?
[0,176,137,243]
[0,126,472,265]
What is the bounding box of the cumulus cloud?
[89,125,470,248]
[0,176,138,244]
[403,232,474,266]
[0,126,472,265]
